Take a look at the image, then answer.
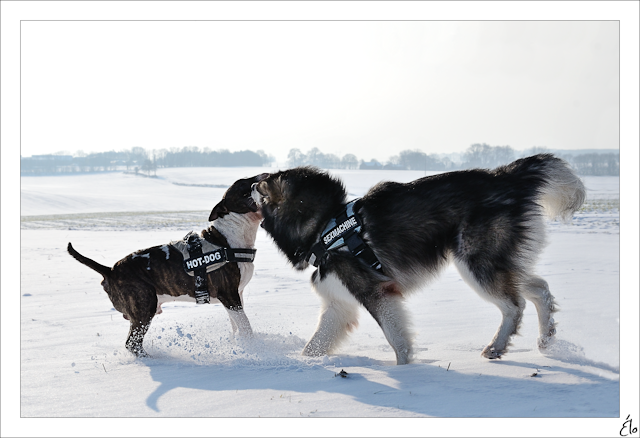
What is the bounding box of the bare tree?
[287,148,306,167]
[341,154,359,169]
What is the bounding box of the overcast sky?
[20,20,619,163]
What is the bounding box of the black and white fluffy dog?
[252,154,586,364]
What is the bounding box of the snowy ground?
[7,167,634,436]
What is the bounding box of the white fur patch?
[312,272,361,307]
[160,245,170,260]
[303,273,361,356]
[213,211,261,293]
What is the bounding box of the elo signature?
[620,415,638,437]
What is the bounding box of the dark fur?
[68,174,267,357]
[253,154,586,364]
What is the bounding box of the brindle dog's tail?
[67,243,112,280]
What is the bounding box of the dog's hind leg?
[123,286,157,357]
[481,292,525,360]
[361,282,414,365]
[520,275,558,350]
[303,273,360,357]
[455,260,525,359]
[126,316,153,357]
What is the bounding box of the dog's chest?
[238,262,254,293]
[222,226,256,294]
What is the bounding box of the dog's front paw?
[395,349,412,365]
[234,328,254,339]
[302,341,328,357]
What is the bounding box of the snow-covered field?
[10,167,631,435]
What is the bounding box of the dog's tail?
[502,154,586,222]
[67,242,112,279]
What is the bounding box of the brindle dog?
[67,173,267,357]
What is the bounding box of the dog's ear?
[209,201,228,221]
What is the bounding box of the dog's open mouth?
[250,188,266,227]
[251,184,264,206]
[247,196,259,213]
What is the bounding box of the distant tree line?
[563,152,620,176]
[287,148,360,169]
[21,144,619,176]
[160,147,271,168]
[20,147,273,176]
[460,144,618,175]
[286,144,619,176]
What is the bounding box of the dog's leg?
[226,307,253,337]
[121,286,157,357]
[218,286,253,337]
[520,275,558,350]
[455,260,524,359]
[361,282,414,365]
[227,309,239,334]
[480,295,525,359]
[125,316,153,357]
[303,273,360,357]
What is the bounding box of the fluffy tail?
[67,242,112,278]
[502,154,586,222]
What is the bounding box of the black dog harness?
[306,199,383,273]
[182,232,256,304]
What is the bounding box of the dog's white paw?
[235,329,254,339]
[302,341,329,357]
[537,334,556,350]
[481,346,503,360]
[537,319,557,350]
[396,352,411,365]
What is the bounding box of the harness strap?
[306,200,383,273]
[185,232,210,304]
[182,232,257,304]
[224,248,257,263]
[344,231,383,272]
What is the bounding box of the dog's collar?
[306,199,383,273]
